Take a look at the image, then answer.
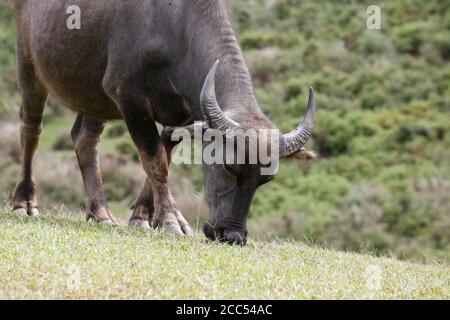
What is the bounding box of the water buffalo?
[11,0,316,245]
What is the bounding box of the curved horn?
[280,88,316,158]
[200,60,240,133]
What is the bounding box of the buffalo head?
[174,61,316,245]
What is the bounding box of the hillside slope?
[0,211,448,299]
[1,0,449,262]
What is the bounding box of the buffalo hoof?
[182,224,194,237]
[29,207,40,217]
[92,217,117,226]
[153,211,193,236]
[174,211,194,237]
[88,208,118,225]
[12,207,28,216]
[129,219,151,230]
[161,223,184,236]
[100,219,115,225]
[12,206,39,217]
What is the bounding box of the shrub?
[52,134,73,151]
[116,141,139,162]
[358,31,396,57]
[106,122,127,139]
[0,122,20,163]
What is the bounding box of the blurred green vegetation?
[0,0,449,262]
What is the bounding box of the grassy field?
[1,0,449,262]
[0,210,448,300]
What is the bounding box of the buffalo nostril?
[222,230,247,246]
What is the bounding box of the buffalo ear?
[182,122,208,139]
[160,122,207,148]
[284,148,317,161]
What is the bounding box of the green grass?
[1,0,450,262]
[39,115,123,154]
[0,211,448,300]
[39,116,75,150]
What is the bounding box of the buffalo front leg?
[117,95,191,236]
[71,114,117,224]
[13,74,47,216]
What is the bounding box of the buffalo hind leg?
[12,69,47,216]
[71,114,117,224]
[129,179,153,229]
[116,92,191,235]
[129,127,185,230]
